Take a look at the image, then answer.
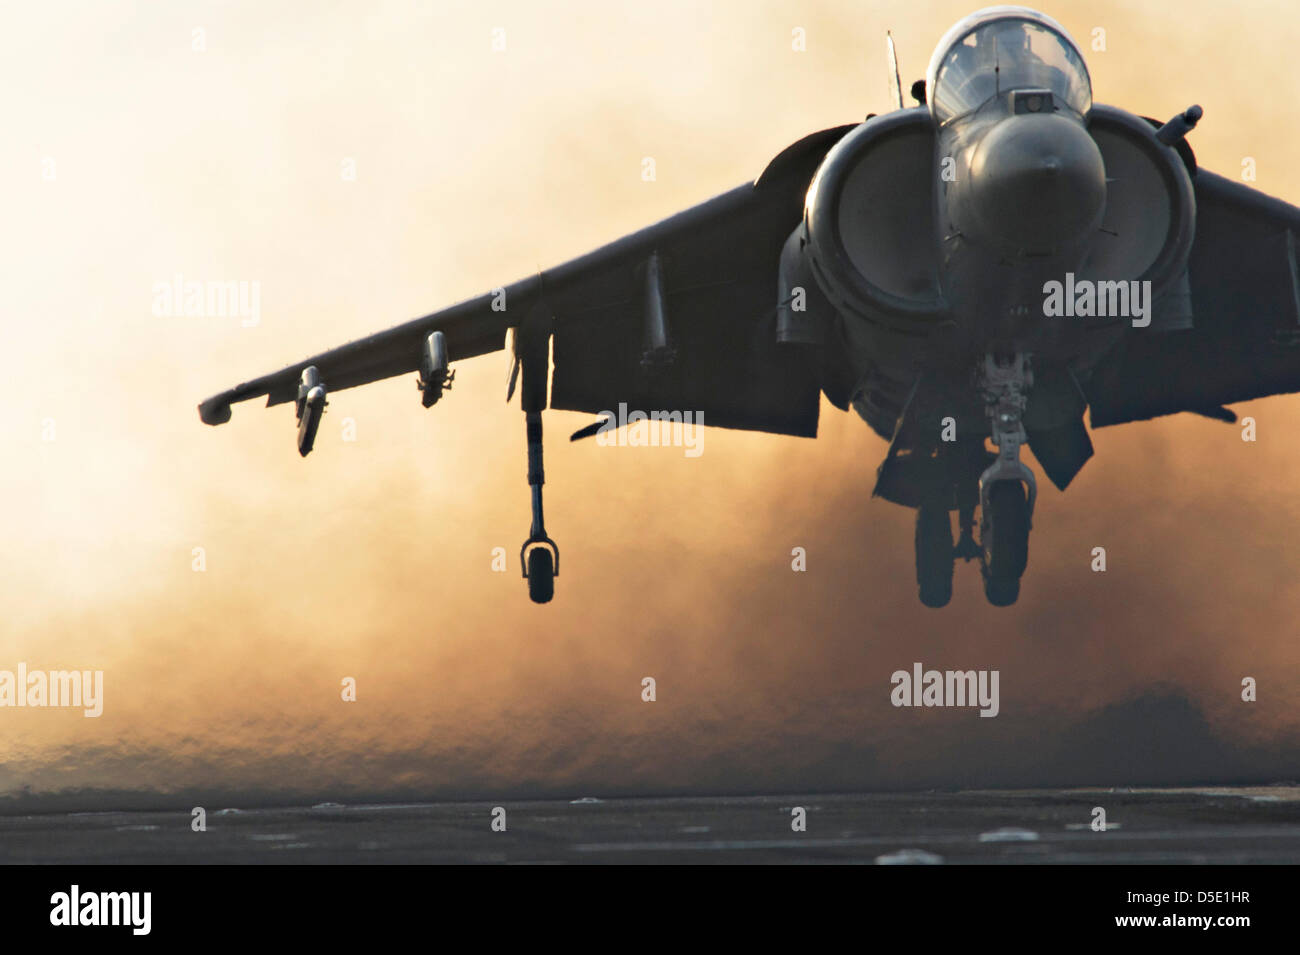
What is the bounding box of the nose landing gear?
[903,354,1039,607]
[978,352,1035,606]
[981,480,1029,605]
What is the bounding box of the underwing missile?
[296,365,327,456]
[417,330,453,407]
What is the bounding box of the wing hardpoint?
[1088,171,1300,426]
[198,125,858,437]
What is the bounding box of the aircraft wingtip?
[198,397,232,426]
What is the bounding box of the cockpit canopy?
[926,6,1091,125]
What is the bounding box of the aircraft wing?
[198,125,858,439]
[1088,171,1300,426]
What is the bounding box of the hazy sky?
[3,0,1299,805]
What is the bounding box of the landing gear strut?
[520,410,559,603]
[517,313,558,604]
[979,352,1035,606]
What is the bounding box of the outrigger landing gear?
[520,410,559,604]
[978,352,1036,606]
[517,312,558,604]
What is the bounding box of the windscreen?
[930,18,1091,124]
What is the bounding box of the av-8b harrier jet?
[200,6,1300,607]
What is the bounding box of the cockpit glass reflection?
[931,18,1091,124]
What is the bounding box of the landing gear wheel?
[982,480,1029,606]
[915,506,955,608]
[983,575,1020,607]
[526,547,555,604]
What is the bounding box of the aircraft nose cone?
[966,114,1106,253]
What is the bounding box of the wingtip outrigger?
[516,305,559,604]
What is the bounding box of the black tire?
[983,574,1020,607]
[526,547,555,604]
[915,506,954,608]
[982,480,1028,606]
[983,481,1029,578]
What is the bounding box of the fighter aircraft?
[199,6,1300,607]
